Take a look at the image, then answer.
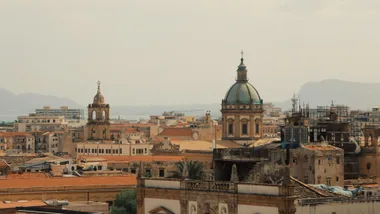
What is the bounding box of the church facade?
[221,54,264,143]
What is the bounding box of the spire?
[182,161,189,179]
[230,164,239,183]
[237,51,248,81]
[93,81,105,105]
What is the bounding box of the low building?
[290,143,344,186]
[14,114,68,132]
[12,133,35,154]
[136,177,296,214]
[74,141,152,157]
[0,175,136,204]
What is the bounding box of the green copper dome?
[223,54,262,105]
[224,82,261,105]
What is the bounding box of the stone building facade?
[221,54,264,144]
[136,178,296,214]
[290,144,344,186]
[85,81,111,141]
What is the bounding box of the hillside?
[274,79,380,111]
[0,88,81,121]
[1,79,379,121]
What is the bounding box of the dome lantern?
[223,53,262,105]
[93,80,105,105]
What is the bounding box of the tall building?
[85,81,111,141]
[221,53,264,143]
[35,106,84,121]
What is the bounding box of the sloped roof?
[158,128,193,137]
[78,155,184,163]
[7,172,48,179]
[303,144,342,151]
[148,206,175,214]
[0,159,10,168]
[0,175,136,189]
[291,177,345,198]
[217,140,243,148]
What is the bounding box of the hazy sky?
[0,1,379,106]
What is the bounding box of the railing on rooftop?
[298,196,380,206]
[185,180,234,192]
[213,148,270,161]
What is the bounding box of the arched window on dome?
[92,111,96,120]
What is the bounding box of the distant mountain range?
[1,79,379,121]
[273,79,380,111]
[0,88,81,121]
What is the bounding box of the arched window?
[228,124,233,135]
[102,111,106,121]
[92,111,96,120]
[227,119,234,135]
[241,119,249,135]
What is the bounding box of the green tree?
[110,189,136,214]
[169,160,205,180]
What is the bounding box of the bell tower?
[86,81,111,141]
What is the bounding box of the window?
[133,148,135,154]
[144,148,147,153]
[256,123,259,134]
[228,124,233,135]
[159,169,165,177]
[131,168,136,174]
[292,158,297,164]
[92,149,95,153]
[324,169,327,173]
[242,124,248,135]
[326,178,331,186]
[304,176,309,184]
[336,157,340,164]
[145,169,151,175]
[119,148,122,154]
[318,160,321,165]
[317,177,321,184]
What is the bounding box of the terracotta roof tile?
[158,128,193,137]
[0,159,10,168]
[79,155,184,162]
[7,172,48,179]
[0,132,14,137]
[0,175,136,189]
